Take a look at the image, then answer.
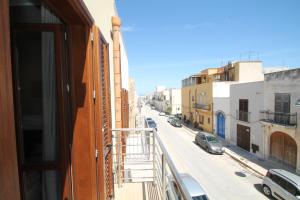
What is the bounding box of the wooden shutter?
[101,42,113,199]
[95,31,113,199]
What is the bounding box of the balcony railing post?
[162,153,166,200]
[153,130,156,184]
[117,131,121,187]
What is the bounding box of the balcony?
[193,103,210,111]
[112,127,193,200]
[260,111,297,126]
[236,110,250,122]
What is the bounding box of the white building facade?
[230,81,264,158]
[260,69,300,172]
[169,89,182,115]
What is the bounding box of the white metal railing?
[111,127,192,200]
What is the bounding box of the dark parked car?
[147,120,157,131]
[146,117,152,121]
[195,132,224,154]
[167,115,176,123]
[170,118,182,127]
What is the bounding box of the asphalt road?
[143,106,268,200]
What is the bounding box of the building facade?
[169,88,182,115]
[0,0,129,199]
[260,69,300,172]
[229,81,264,158]
[128,77,137,128]
[182,61,264,133]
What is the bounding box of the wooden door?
[11,24,71,200]
[270,132,297,168]
[237,124,250,151]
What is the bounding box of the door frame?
[217,112,225,138]
[11,23,72,200]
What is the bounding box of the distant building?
[182,61,264,133]
[169,88,182,115]
[129,78,137,128]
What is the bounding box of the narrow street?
[142,106,268,200]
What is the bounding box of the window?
[275,93,290,113]
[285,181,298,196]
[239,99,249,122]
[208,117,210,124]
[199,115,204,124]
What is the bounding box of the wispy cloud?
[122,25,137,32]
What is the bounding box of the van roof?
[180,174,206,197]
[270,169,300,186]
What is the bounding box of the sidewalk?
[181,122,296,177]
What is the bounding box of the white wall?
[120,35,129,90]
[238,62,264,83]
[170,89,182,115]
[230,81,264,158]
[213,82,235,142]
[213,97,231,141]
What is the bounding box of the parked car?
[159,112,166,116]
[146,120,157,131]
[175,113,182,120]
[195,132,224,154]
[146,117,152,121]
[170,118,182,127]
[166,173,209,200]
[262,169,300,199]
[167,115,176,123]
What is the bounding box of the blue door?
[217,112,225,138]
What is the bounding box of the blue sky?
[116,0,300,95]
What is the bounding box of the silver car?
[195,132,225,154]
[167,174,209,200]
[262,169,300,200]
[168,115,176,123]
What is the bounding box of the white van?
[262,169,300,200]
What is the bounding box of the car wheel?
[262,185,272,197]
[206,147,210,153]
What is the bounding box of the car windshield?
[148,121,156,128]
[192,195,209,200]
[206,136,218,143]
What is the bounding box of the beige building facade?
[182,61,264,133]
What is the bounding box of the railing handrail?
[153,129,193,200]
[111,128,153,132]
[260,110,297,116]
[193,103,210,110]
[111,128,193,200]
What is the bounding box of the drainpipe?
[112,16,122,186]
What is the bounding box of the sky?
[116,0,300,95]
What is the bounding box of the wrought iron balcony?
[236,110,250,122]
[260,111,297,126]
[193,103,210,110]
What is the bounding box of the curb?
[182,124,266,177]
[224,150,265,177]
